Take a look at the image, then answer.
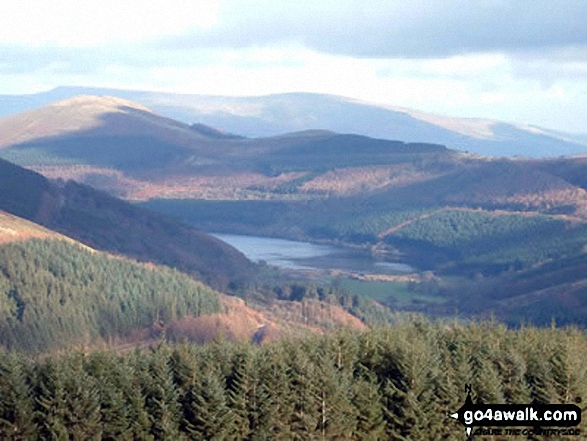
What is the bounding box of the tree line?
[0,320,585,440]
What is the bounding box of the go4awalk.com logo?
[450,385,582,438]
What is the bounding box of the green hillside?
[0,239,222,352]
[386,210,570,269]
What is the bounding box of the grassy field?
[339,278,447,307]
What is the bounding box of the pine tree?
[185,365,231,440]
[288,346,320,438]
[0,354,37,439]
[35,356,102,440]
[35,360,69,440]
[85,352,132,440]
[144,346,182,440]
[226,350,257,439]
[251,349,296,441]
[523,332,557,404]
[124,350,156,440]
[501,346,532,404]
[351,370,385,441]
[313,348,356,439]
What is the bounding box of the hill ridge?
[1,86,585,157]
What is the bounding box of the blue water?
[213,233,414,274]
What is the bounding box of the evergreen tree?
[36,356,102,440]
[226,350,257,439]
[144,345,182,440]
[313,348,356,439]
[351,370,386,440]
[251,349,296,440]
[85,352,133,440]
[185,364,231,440]
[0,354,37,439]
[288,346,320,438]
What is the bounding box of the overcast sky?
[1,0,587,132]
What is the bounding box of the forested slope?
[0,239,222,352]
[0,321,584,439]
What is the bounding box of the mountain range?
[1,86,586,157]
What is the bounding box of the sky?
[1,0,587,133]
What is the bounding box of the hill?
[0,238,223,352]
[0,95,457,201]
[0,235,366,353]
[5,95,587,323]
[1,86,586,157]
[0,158,255,290]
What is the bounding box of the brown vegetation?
[300,164,442,195]
[31,165,308,200]
[166,295,366,345]
[0,211,70,245]
[110,294,367,350]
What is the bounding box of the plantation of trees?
[386,210,585,270]
[0,320,585,440]
[0,239,221,352]
[393,211,563,249]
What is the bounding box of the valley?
[1,95,587,328]
[3,3,587,439]
[0,93,585,438]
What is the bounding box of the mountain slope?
[1,86,586,157]
[0,213,367,352]
[0,210,73,245]
[4,95,587,281]
[0,158,255,290]
[0,238,223,352]
[0,95,459,201]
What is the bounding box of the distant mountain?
[4,93,587,327]
[0,94,225,148]
[0,95,218,174]
[0,158,255,290]
[1,86,586,157]
[0,95,455,200]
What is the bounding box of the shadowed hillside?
[5,96,587,319]
[0,158,255,290]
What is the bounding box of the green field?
[339,279,447,307]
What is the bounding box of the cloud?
[164,0,587,59]
[0,0,219,47]
[0,1,586,133]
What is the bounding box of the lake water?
[213,233,414,274]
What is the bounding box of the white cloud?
[0,2,586,132]
[0,0,219,47]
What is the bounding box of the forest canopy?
[0,321,584,439]
[0,239,222,352]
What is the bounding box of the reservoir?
[213,233,414,274]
